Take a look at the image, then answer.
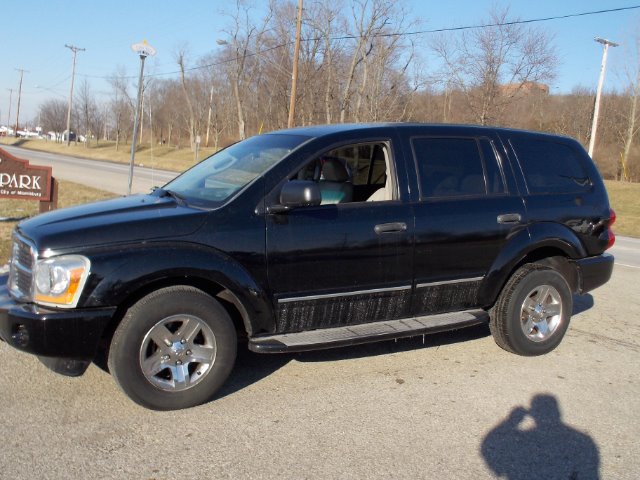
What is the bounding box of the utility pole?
[14,69,28,135]
[6,88,13,128]
[588,37,618,158]
[65,44,85,146]
[287,0,303,129]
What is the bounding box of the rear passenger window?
[412,137,504,198]
[510,138,592,194]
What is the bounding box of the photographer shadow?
[481,394,600,480]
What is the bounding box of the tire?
[108,286,237,410]
[490,264,572,356]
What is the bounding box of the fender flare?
[81,241,274,336]
[478,223,586,307]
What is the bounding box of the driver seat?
[319,158,353,204]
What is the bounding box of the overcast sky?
[1,0,638,125]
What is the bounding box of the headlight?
[33,255,91,308]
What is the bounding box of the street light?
[588,37,619,158]
[128,40,156,195]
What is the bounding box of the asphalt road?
[0,266,638,479]
[611,236,640,269]
[0,144,178,195]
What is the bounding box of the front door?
[265,139,414,334]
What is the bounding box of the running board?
[248,309,489,353]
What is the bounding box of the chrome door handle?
[497,213,522,224]
[374,222,407,234]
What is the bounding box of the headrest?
[322,158,350,182]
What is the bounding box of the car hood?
[16,194,209,253]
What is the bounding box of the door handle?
[374,222,407,234]
[497,213,522,224]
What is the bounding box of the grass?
[0,180,116,265]
[0,137,218,173]
[606,180,640,239]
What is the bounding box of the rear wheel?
[108,286,237,410]
[490,264,572,356]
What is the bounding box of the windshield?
[162,133,309,207]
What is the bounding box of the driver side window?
[295,142,395,205]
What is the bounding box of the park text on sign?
[0,147,52,201]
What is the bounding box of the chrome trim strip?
[278,285,412,304]
[416,276,484,289]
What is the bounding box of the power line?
[76,4,640,81]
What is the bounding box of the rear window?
[509,137,592,194]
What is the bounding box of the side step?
[248,309,489,353]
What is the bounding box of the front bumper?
[575,253,615,294]
[0,275,116,360]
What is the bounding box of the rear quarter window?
[509,137,592,194]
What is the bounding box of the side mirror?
[269,180,321,213]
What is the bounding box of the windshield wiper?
[154,188,188,206]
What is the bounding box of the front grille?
[8,233,36,302]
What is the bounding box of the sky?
[1,0,639,126]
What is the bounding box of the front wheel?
[490,264,572,356]
[108,286,237,410]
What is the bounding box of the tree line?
[37,0,640,181]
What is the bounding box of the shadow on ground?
[215,322,491,399]
[482,394,600,479]
[573,293,594,315]
[217,295,597,400]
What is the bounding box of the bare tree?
[108,68,135,150]
[38,99,67,141]
[219,0,273,139]
[619,32,640,181]
[176,49,198,150]
[432,7,557,125]
[338,0,395,122]
[76,79,102,147]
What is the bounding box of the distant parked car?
[62,130,76,141]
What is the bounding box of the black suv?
[0,124,615,410]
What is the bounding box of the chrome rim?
[139,314,217,391]
[520,284,563,342]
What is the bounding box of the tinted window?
[413,137,487,198]
[510,137,591,194]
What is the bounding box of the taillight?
[606,208,616,250]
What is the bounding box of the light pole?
[65,44,85,146]
[588,37,619,158]
[128,40,156,195]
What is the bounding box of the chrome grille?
[8,233,36,302]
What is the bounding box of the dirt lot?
[0,263,638,479]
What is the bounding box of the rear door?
[406,130,527,315]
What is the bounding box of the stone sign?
[0,147,53,201]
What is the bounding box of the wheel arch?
[479,224,585,308]
[82,243,273,363]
